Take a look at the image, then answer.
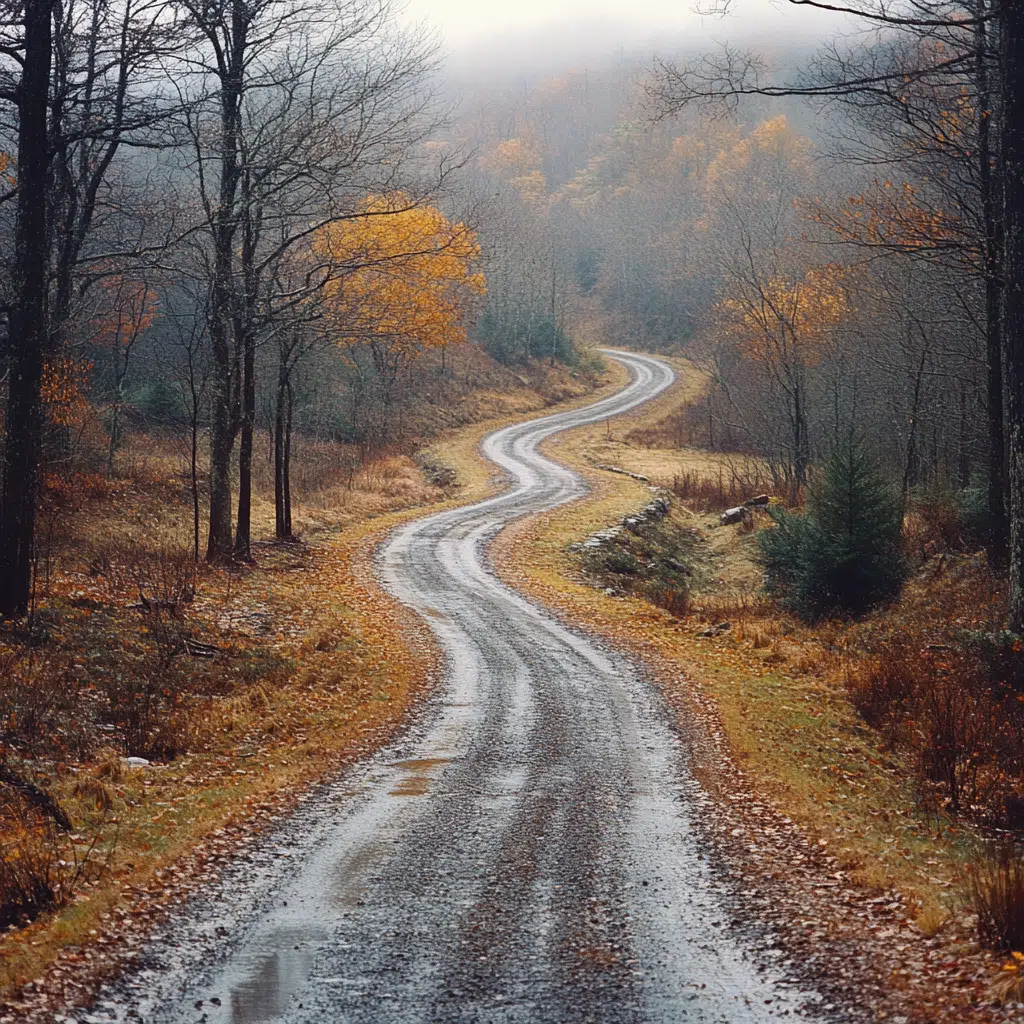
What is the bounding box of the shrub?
[104,661,189,760]
[0,823,68,928]
[640,581,690,617]
[665,465,775,513]
[847,644,918,727]
[0,796,110,929]
[758,443,907,619]
[959,630,1024,694]
[130,378,185,426]
[956,484,989,546]
[0,654,96,761]
[906,481,989,558]
[846,638,1024,820]
[915,667,995,813]
[968,844,1024,952]
[599,548,643,577]
[92,538,197,663]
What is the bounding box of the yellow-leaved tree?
[315,194,485,413]
[717,264,851,492]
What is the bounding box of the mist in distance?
[406,0,855,85]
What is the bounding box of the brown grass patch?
[666,465,777,513]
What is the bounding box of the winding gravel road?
[99,351,829,1024]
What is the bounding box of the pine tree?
[759,443,907,620]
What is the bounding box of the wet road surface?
[99,351,831,1024]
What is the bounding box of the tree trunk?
[902,335,929,508]
[234,325,256,560]
[107,347,131,477]
[274,359,290,540]
[958,380,972,489]
[233,176,260,560]
[205,24,244,563]
[793,369,809,493]
[977,5,1009,565]
[206,318,235,562]
[107,402,120,477]
[284,380,293,538]
[0,0,54,618]
[1003,0,1024,632]
[190,400,201,562]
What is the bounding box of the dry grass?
[0,816,108,931]
[666,465,777,513]
[968,845,1024,952]
[844,587,1024,826]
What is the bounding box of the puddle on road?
[391,757,453,771]
[331,839,388,908]
[388,756,452,797]
[224,938,318,1024]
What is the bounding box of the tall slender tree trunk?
[107,403,120,476]
[206,310,235,562]
[205,24,244,563]
[233,188,259,560]
[106,347,131,477]
[977,5,1009,565]
[957,381,972,488]
[234,325,256,559]
[902,335,929,509]
[0,0,54,618]
[792,367,809,493]
[284,380,293,537]
[274,358,290,540]
[190,404,201,561]
[1003,0,1024,631]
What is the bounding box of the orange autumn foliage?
[718,263,851,366]
[40,357,92,428]
[89,276,157,350]
[817,181,957,255]
[314,193,486,357]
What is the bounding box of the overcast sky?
[402,0,849,55]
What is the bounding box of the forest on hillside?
[455,17,1019,573]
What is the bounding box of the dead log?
[185,638,220,658]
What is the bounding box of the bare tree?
[155,286,211,559]
[1003,0,1024,630]
[647,0,1024,628]
[0,0,181,616]
[0,0,54,617]
[169,0,443,560]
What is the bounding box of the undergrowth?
[847,628,1024,825]
[0,794,112,930]
[666,466,775,513]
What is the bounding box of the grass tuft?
[968,844,1024,953]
